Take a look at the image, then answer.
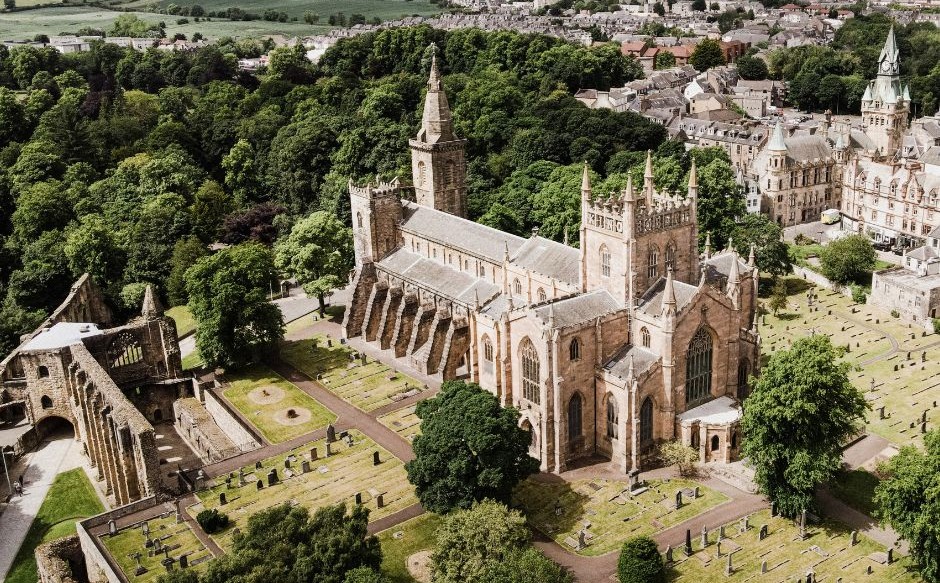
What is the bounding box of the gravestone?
[134,553,147,576]
[256,479,263,490]
[225,476,231,488]
[267,468,278,486]
[255,461,262,470]
[301,460,310,473]
[377,494,384,508]
[725,553,732,576]
[760,560,767,574]
[142,522,150,536]
[716,541,722,556]
[770,501,777,516]
[326,443,333,457]
[693,486,700,498]
[284,458,291,469]
[108,520,116,536]
[719,525,725,540]
[879,406,886,420]
[665,545,673,563]
[355,492,362,505]
[798,509,807,540]
[887,548,893,564]
[219,492,227,505]
[239,468,245,486]
[740,515,749,533]
[162,557,174,573]
[154,538,162,552]
[179,554,188,569]
[850,530,858,546]
[675,490,683,509]
[373,451,381,465]
[805,570,814,583]
[759,524,768,540]
[175,499,182,523]
[345,434,354,447]
[310,447,318,461]
[327,424,336,443]
[701,525,708,548]
[685,529,693,556]
[578,530,586,549]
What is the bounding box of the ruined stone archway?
[34,415,76,441]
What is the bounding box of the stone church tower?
[409,49,468,218]
[861,25,910,156]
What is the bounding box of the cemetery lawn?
[829,469,880,517]
[760,277,940,447]
[102,512,212,583]
[377,513,443,583]
[377,404,422,443]
[281,335,425,412]
[6,469,105,583]
[190,431,419,551]
[667,509,921,582]
[222,365,336,443]
[515,477,727,556]
[166,305,196,338]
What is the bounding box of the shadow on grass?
[775,312,801,321]
[513,476,591,543]
[280,338,352,377]
[828,468,880,517]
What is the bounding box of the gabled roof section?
[510,237,581,286]
[532,290,621,329]
[638,277,698,316]
[603,345,659,380]
[400,201,526,263]
[377,248,501,306]
[703,251,753,285]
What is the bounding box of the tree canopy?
[406,381,540,513]
[617,536,666,583]
[274,211,353,314]
[819,234,876,285]
[742,335,868,516]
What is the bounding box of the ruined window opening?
[41,395,53,409]
[108,332,144,368]
[37,365,49,378]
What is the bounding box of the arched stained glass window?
[640,397,653,445]
[685,327,713,406]
[520,338,540,404]
[568,393,582,442]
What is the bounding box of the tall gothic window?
[356,212,363,228]
[640,327,651,348]
[520,338,540,404]
[568,393,583,442]
[606,396,619,439]
[640,397,654,446]
[537,288,547,302]
[513,278,522,295]
[601,246,611,277]
[569,338,581,361]
[685,327,714,406]
[737,359,750,400]
[417,161,427,186]
[647,246,659,279]
[665,244,676,271]
[108,332,144,368]
[482,335,494,375]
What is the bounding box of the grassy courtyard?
[515,477,728,557]
[760,277,939,447]
[190,431,418,551]
[377,513,443,583]
[281,335,424,412]
[6,469,105,583]
[378,404,422,443]
[222,365,335,443]
[668,509,920,582]
[102,512,212,583]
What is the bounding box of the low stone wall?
[36,535,84,583]
[203,388,262,452]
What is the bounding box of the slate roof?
[603,345,660,379]
[532,290,621,328]
[400,201,526,263]
[907,245,940,261]
[929,224,940,238]
[677,396,741,424]
[511,237,581,286]
[783,134,831,162]
[702,252,753,285]
[377,248,501,305]
[638,277,698,316]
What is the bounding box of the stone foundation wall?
[202,388,263,452]
[36,535,84,583]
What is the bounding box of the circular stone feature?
[248,386,285,405]
[274,407,311,425]
[406,550,432,583]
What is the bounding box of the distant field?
[118,0,440,21]
[0,6,332,40]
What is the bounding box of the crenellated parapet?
[633,199,695,236]
[349,177,405,200]
[585,198,627,234]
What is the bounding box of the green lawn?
[166,305,195,338]
[6,469,105,583]
[515,477,728,557]
[669,509,920,582]
[829,469,880,517]
[181,348,203,371]
[191,431,418,551]
[222,364,335,443]
[118,0,440,21]
[281,335,424,412]
[377,404,422,443]
[377,513,442,583]
[102,512,211,582]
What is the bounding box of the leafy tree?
[196,509,229,534]
[731,213,792,277]
[736,54,768,80]
[274,211,353,315]
[167,236,208,306]
[63,216,125,287]
[696,158,743,251]
[266,115,339,215]
[184,243,284,370]
[658,440,699,477]
[691,0,706,10]
[221,202,284,246]
[406,381,540,513]
[654,51,676,70]
[342,567,384,583]
[110,14,161,37]
[653,2,665,16]
[530,163,587,244]
[819,234,876,285]
[617,536,665,583]
[120,282,150,312]
[690,39,726,72]
[768,278,788,316]
[432,500,530,583]
[742,335,868,516]
[874,430,940,583]
[190,180,234,242]
[480,547,573,583]
[269,44,315,84]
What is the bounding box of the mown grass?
[6,469,104,583]
[166,305,195,338]
[102,512,211,582]
[376,513,443,583]
[829,468,881,517]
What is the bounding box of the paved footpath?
[0,436,81,581]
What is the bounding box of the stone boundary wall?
[35,534,83,583]
[202,387,263,452]
[77,497,159,583]
[793,265,853,298]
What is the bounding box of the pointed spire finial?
[661,266,677,317]
[644,150,654,206]
[748,244,756,267]
[626,174,635,200]
[703,232,712,259]
[626,353,635,380]
[428,43,441,91]
[141,284,164,320]
[728,249,741,285]
[644,149,654,178]
[503,240,510,262]
[769,119,788,152]
[548,302,556,327]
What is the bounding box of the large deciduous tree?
[274,211,352,315]
[696,158,744,251]
[690,39,726,72]
[617,536,665,583]
[406,381,540,513]
[184,242,284,370]
[731,213,792,277]
[819,234,876,285]
[742,335,868,516]
[874,429,940,583]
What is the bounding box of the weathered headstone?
[179,554,189,569]
[310,447,318,461]
[725,553,732,576]
[759,524,768,540]
[716,541,722,556]
[850,530,858,546]
[373,451,381,465]
[887,548,893,564]
[770,501,777,516]
[578,530,586,549]
[740,515,749,533]
[665,545,673,563]
[256,479,263,490]
[685,529,693,556]
[693,486,700,498]
[805,570,814,583]
[255,461,262,470]
[219,492,227,505]
[327,424,336,443]
[355,492,362,505]
[267,468,278,486]
[142,522,150,536]
[701,525,708,548]
[879,406,886,420]
[719,525,726,540]
[162,557,174,573]
[799,509,807,540]
[675,490,683,509]
[760,560,767,574]
[326,442,333,457]
[284,458,291,469]
[108,519,117,536]
[301,460,310,473]
[239,468,245,485]
[134,553,147,576]
[376,494,384,508]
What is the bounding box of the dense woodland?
[0,25,688,356]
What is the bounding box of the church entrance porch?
[676,396,742,464]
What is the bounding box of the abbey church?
[343,53,761,474]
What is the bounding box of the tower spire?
[581,161,592,200]
[769,120,788,152]
[661,267,677,317]
[878,24,900,78]
[418,44,454,143]
[643,149,655,206]
[687,157,698,200]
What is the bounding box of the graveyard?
[377,513,444,583]
[221,365,337,443]
[280,334,426,412]
[760,277,940,447]
[187,430,418,551]
[515,476,728,556]
[377,404,422,442]
[101,513,211,583]
[667,509,920,582]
